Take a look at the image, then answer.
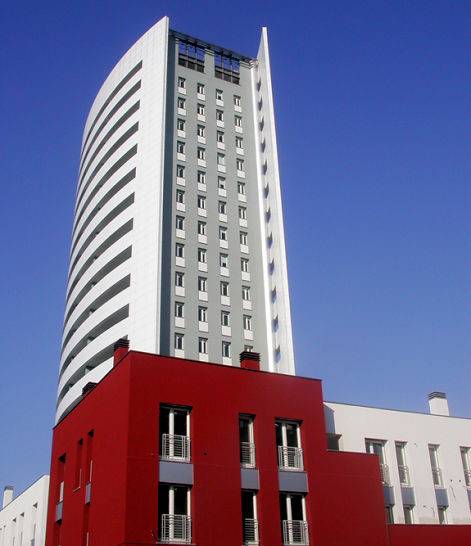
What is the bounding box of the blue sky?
[1,1,469,493]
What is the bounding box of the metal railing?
[241,442,256,468]
[278,446,304,471]
[160,514,191,543]
[380,463,390,485]
[243,518,259,544]
[464,469,471,488]
[432,467,443,487]
[282,520,309,545]
[398,465,410,485]
[161,434,191,462]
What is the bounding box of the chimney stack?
[2,486,13,508]
[428,392,450,416]
[113,338,130,367]
[239,351,261,371]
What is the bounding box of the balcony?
[240,442,256,468]
[380,463,390,485]
[160,514,191,544]
[278,446,304,471]
[398,465,410,485]
[161,434,191,462]
[243,518,259,545]
[432,468,443,488]
[282,520,309,545]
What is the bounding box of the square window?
[197,83,205,95]
[177,141,185,154]
[198,306,207,322]
[217,131,224,143]
[197,103,205,115]
[178,77,185,89]
[219,227,227,241]
[175,333,184,350]
[198,171,206,184]
[220,281,229,296]
[197,195,206,209]
[198,276,207,292]
[197,147,206,160]
[175,272,184,287]
[198,221,206,236]
[178,97,185,109]
[218,177,226,190]
[216,110,224,121]
[236,136,243,149]
[221,311,230,326]
[243,315,252,330]
[216,89,223,101]
[234,95,241,107]
[197,125,205,137]
[222,341,231,358]
[218,201,227,214]
[198,248,207,263]
[240,232,248,245]
[236,158,244,171]
[176,216,185,230]
[176,243,184,258]
[177,119,185,131]
[176,189,185,203]
[220,253,228,268]
[242,286,250,300]
[198,337,208,354]
[235,115,242,127]
[241,258,249,272]
[177,165,185,178]
[217,153,225,165]
[175,301,184,318]
[239,206,247,220]
[238,181,245,195]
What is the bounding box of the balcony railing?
[241,442,256,468]
[398,465,410,485]
[161,434,191,462]
[160,514,191,544]
[278,446,304,471]
[243,518,259,545]
[282,520,309,545]
[432,467,443,488]
[380,463,390,485]
[464,469,471,487]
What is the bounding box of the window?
[159,405,191,460]
[197,125,205,137]
[197,103,205,116]
[158,484,192,543]
[218,201,227,214]
[240,232,248,245]
[175,243,184,258]
[220,254,229,268]
[176,189,185,204]
[220,281,229,296]
[219,226,227,241]
[218,177,226,190]
[236,136,243,149]
[216,109,224,122]
[429,445,443,487]
[178,77,185,89]
[242,286,251,301]
[215,53,240,84]
[395,442,410,485]
[242,491,259,544]
[175,272,184,287]
[279,493,308,544]
[177,97,185,109]
[438,506,447,524]
[385,505,394,524]
[197,82,205,95]
[174,333,184,351]
[217,153,225,165]
[243,315,252,331]
[178,40,204,72]
[197,171,206,185]
[216,89,223,101]
[177,165,185,178]
[238,181,246,195]
[176,216,185,231]
[198,248,207,263]
[460,447,471,487]
[241,258,249,273]
[177,141,185,154]
[366,440,389,485]
[221,310,230,326]
[240,416,255,468]
[237,158,244,171]
[239,206,247,220]
[197,195,206,209]
[175,302,184,318]
[222,341,231,358]
[198,276,207,292]
[276,421,303,470]
[198,337,208,354]
[177,119,185,131]
[235,115,242,127]
[198,221,206,236]
[326,433,341,451]
[198,306,207,323]
[234,95,241,107]
[197,147,205,160]
[217,131,224,143]
[403,505,414,524]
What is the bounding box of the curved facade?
[57,16,295,421]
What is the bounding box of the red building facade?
[46,347,471,546]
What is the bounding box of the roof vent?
[428,392,450,416]
[3,486,13,508]
[114,338,130,366]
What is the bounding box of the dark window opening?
[215,54,240,84]
[178,41,205,72]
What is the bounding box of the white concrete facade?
[325,395,471,525]
[57,17,295,421]
[0,476,49,546]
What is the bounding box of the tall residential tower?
[57,17,294,421]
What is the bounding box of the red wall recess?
[45,351,471,546]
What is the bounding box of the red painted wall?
[45,352,471,546]
[388,524,471,546]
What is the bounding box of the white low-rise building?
[0,475,49,546]
[325,392,471,526]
